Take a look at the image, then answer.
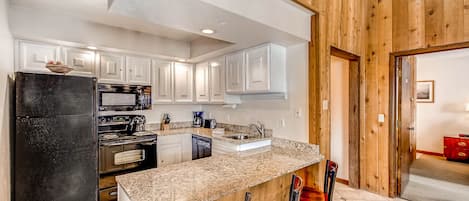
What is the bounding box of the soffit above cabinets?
[9,0,312,62]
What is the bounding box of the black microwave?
[98,84,151,111]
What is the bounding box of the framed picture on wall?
[416,80,434,103]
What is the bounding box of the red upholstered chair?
[297,160,338,201]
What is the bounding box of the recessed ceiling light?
[87,46,97,50]
[177,58,186,62]
[201,29,215,34]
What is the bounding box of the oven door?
[99,141,156,174]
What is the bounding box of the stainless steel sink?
[223,134,250,140]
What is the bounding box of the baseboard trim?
[336,178,349,185]
[416,150,444,157]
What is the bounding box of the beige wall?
[415,49,469,153]
[330,56,350,180]
[0,0,13,199]
[203,43,309,142]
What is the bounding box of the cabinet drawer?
[445,148,469,161]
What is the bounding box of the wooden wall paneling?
[377,0,392,195]
[349,58,360,189]
[443,0,464,44]
[408,0,426,50]
[425,0,445,47]
[392,0,409,51]
[464,0,469,40]
[328,0,343,48]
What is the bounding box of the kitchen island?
[116,129,323,201]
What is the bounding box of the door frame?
[388,41,469,197]
[330,47,361,188]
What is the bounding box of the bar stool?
[291,160,338,201]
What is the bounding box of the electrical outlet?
[280,119,286,127]
[226,114,231,121]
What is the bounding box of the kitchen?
[2,0,321,201]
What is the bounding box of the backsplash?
[145,122,273,137]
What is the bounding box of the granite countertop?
[116,136,323,201]
[150,128,273,145]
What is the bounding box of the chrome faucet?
[249,121,266,138]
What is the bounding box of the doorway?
[330,47,360,188]
[390,44,469,200]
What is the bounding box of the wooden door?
[397,56,416,195]
[225,51,245,93]
[173,62,194,103]
[210,57,226,103]
[152,60,173,103]
[126,56,151,85]
[245,44,270,92]
[195,62,210,103]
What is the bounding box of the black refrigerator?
[14,72,98,201]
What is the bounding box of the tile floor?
[332,183,407,201]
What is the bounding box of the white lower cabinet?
[157,134,192,167]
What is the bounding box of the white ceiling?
[9,0,312,61]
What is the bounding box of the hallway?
[401,154,469,201]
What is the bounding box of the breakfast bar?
[115,132,323,201]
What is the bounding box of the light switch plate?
[378,114,385,123]
[322,100,329,110]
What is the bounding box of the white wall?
[330,56,349,180]
[416,49,469,153]
[0,0,14,199]
[203,43,309,142]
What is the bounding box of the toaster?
[204,119,217,129]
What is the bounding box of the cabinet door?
[63,47,95,76]
[173,62,193,103]
[245,45,270,92]
[209,57,226,103]
[225,51,245,93]
[18,41,60,72]
[126,56,151,85]
[152,60,173,103]
[97,52,126,83]
[157,143,183,167]
[195,62,210,103]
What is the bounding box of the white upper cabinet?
[62,47,95,76]
[245,44,270,92]
[195,62,210,103]
[173,62,193,103]
[225,51,245,93]
[97,52,126,83]
[152,60,173,103]
[226,43,286,94]
[209,57,226,103]
[126,56,151,85]
[17,41,60,73]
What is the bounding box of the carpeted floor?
[401,154,469,201]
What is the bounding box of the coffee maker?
[193,111,204,128]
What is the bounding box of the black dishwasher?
[192,135,212,160]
